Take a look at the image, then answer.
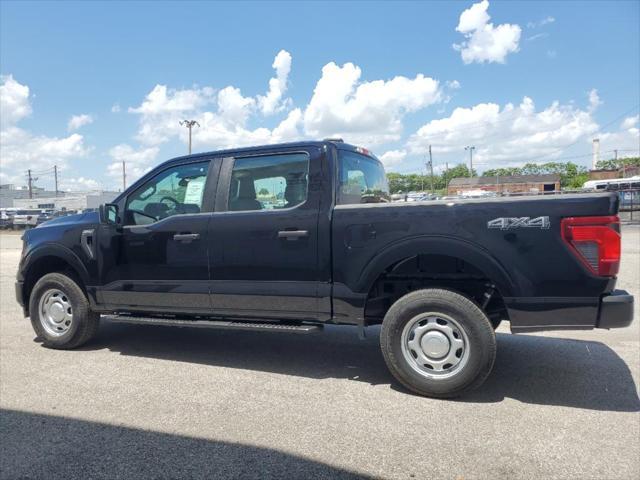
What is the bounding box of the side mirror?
[99,203,119,225]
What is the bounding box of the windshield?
[337,150,389,204]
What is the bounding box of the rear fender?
[357,235,518,298]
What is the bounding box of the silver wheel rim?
[401,312,470,379]
[38,288,73,337]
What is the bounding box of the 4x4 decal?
[487,216,550,230]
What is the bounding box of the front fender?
[356,235,519,297]
[20,242,90,286]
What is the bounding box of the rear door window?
[227,153,309,212]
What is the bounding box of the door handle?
[278,230,309,240]
[173,233,200,242]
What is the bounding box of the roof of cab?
[156,139,377,170]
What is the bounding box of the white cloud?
[68,113,93,131]
[0,76,90,187]
[257,49,292,115]
[60,176,102,191]
[129,84,215,117]
[407,92,601,166]
[0,74,32,126]
[453,0,522,64]
[217,86,255,125]
[527,16,555,29]
[620,115,639,130]
[111,103,121,113]
[526,33,548,42]
[303,62,441,145]
[598,116,640,160]
[124,51,441,165]
[128,84,216,146]
[380,150,407,169]
[588,89,602,112]
[126,52,298,153]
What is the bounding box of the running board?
[102,314,323,334]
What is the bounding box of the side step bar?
[102,314,323,334]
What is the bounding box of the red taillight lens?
[561,215,621,277]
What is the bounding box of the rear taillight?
[561,215,621,277]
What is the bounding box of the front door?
[208,147,328,320]
[98,159,220,313]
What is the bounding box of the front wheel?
[380,288,496,398]
[29,272,100,349]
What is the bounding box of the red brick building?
[447,174,561,196]
[588,169,619,181]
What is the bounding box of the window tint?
[228,153,309,211]
[125,161,209,225]
[338,151,390,205]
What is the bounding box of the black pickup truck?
[16,140,634,397]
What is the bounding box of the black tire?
[29,272,100,349]
[380,288,496,398]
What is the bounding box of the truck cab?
[15,140,634,398]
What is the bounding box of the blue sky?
[1,0,639,191]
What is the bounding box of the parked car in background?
[36,210,54,226]
[12,209,41,229]
[0,209,14,229]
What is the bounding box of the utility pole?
[465,146,475,177]
[122,161,127,190]
[445,162,449,194]
[54,165,59,197]
[180,120,200,154]
[27,169,34,199]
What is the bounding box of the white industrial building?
[1,184,59,208]
[11,191,119,211]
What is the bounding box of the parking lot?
[0,227,638,479]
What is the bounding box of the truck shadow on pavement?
[0,409,370,480]
[87,322,639,412]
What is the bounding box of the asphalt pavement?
[1,227,639,479]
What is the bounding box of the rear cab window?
[337,149,390,205]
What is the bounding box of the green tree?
[596,157,640,171]
[258,188,270,196]
[482,167,522,177]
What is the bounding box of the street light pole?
[180,120,200,155]
[428,145,434,194]
[465,146,475,177]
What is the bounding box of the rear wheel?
[380,288,496,398]
[29,272,100,349]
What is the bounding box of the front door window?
[125,162,209,225]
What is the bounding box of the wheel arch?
[21,244,89,315]
[358,236,518,299]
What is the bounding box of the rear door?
[207,146,330,320]
[98,158,221,313]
